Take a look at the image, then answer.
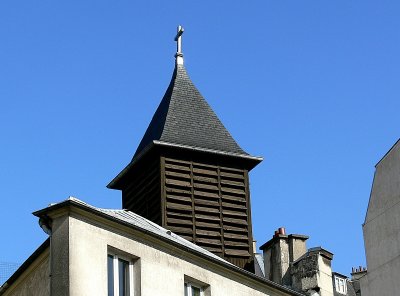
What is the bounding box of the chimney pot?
[278,227,286,235]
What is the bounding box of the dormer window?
[334,276,347,294]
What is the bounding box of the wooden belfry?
[108,26,262,271]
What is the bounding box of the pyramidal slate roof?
[133,63,251,160]
[108,55,262,189]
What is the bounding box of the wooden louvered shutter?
[162,157,253,267]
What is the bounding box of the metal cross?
[174,25,184,54]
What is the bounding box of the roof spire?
[174,25,184,65]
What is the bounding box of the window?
[108,254,134,296]
[184,282,204,296]
[334,276,347,294]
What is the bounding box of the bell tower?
[108,26,262,271]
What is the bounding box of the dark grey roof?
[133,64,250,160]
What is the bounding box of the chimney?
[351,266,367,280]
[259,228,308,286]
[288,234,308,262]
[291,247,334,296]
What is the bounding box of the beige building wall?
[362,140,400,296]
[2,249,50,296]
[58,210,297,296]
[316,256,333,296]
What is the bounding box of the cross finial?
[174,25,184,65]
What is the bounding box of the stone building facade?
[360,139,400,296]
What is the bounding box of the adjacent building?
[360,139,400,296]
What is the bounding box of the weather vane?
[174,25,184,65]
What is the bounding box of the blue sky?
[1,0,399,277]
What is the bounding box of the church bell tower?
[108,26,262,271]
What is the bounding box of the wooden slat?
[167,217,193,225]
[165,158,191,165]
[193,162,218,169]
[167,211,193,219]
[219,166,243,173]
[220,171,244,180]
[220,179,244,187]
[223,217,248,225]
[196,238,222,246]
[224,249,250,257]
[167,225,193,234]
[166,203,192,211]
[224,241,249,247]
[166,187,191,195]
[193,167,218,176]
[194,190,220,199]
[166,194,192,203]
[195,206,219,213]
[165,178,191,187]
[196,221,221,229]
[222,209,247,217]
[165,163,191,172]
[220,187,245,195]
[165,170,191,179]
[193,183,219,191]
[193,175,218,184]
[194,199,220,207]
[196,229,220,237]
[221,202,247,210]
[221,195,246,203]
[224,233,249,240]
[223,225,248,233]
[195,214,221,221]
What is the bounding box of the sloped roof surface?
[36,197,230,265]
[98,208,229,264]
[133,64,248,160]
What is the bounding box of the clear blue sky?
[1,0,399,277]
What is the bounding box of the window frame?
[108,253,135,296]
[334,276,347,294]
[184,282,204,296]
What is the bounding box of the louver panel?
[122,157,161,225]
[164,158,193,239]
[162,157,253,267]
